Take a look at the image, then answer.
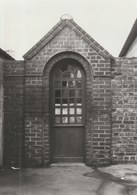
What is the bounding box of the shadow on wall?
[0,60,3,166]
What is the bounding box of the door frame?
[42,51,93,165]
[49,59,86,163]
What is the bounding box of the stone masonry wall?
[112,58,137,164]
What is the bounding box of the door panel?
[52,126,84,162]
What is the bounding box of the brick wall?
[24,72,43,166]
[0,60,3,165]
[92,76,111,166]
[3,26,112,167]
[3,60,24,166]
[23,26,112,166]
[112,58,137,164]
[2,23,137,167]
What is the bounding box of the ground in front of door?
[0,163,137,195]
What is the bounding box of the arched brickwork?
[43,51,93,164]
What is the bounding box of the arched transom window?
[52,61,85,125]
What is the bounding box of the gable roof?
[119,18,137,57]
[23,15,113,60]
[0,48,14,60]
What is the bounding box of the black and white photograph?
[0,0,137,194]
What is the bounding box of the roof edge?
[119,18,137,57]
[23,16,113,60]
[69,20,113,59]
[0,48,15,60]
[23,20,63,59]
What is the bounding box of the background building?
[119,19,137,57]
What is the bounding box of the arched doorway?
[50,58,86,162]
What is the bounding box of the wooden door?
[50,59,86,162]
